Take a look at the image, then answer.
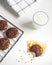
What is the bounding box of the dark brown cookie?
[6,27,19,38]
[0,20,8,30]
[0,38,10,50]
[30,44,43,57]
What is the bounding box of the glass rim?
[33,11,49,26]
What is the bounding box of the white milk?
[33,11,49,29]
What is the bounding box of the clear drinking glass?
[33,11,49,29]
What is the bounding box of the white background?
[0,0,52,65]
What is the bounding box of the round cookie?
[30,44,43,57]
[0,20,8,30]
[6,27,19,38]
[0,38,10,50]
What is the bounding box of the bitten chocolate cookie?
[0,38,10,50]
[28,41,47,57]
[30,44,43,57]
[0,20,8,30]
[6,27,19,38]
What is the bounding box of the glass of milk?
[33,11,49,29]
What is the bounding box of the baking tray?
[0,15,24,62]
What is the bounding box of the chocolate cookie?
[0,38,10,50]
[0,20,8,30]
[30,44,43,57]
[6,27,19,38]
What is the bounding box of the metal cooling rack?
[7,0,36,14]
[0,15,24,62]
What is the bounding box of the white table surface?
[0,0,52,65]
